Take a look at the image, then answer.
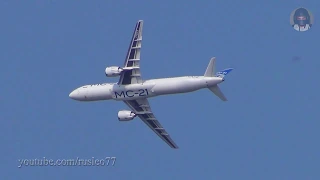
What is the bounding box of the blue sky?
[2,0,320,179]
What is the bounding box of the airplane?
[69,20,233,149]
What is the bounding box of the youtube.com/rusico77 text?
[17,157,116,168]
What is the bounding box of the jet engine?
[118,110,136,121]
[105,66,123,77]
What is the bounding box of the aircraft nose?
[69,89,79,100]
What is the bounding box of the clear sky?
[2,1,320,179]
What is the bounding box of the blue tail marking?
[215,68,233,78]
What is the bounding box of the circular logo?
[290,7,314,32]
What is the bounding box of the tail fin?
[203,57,233,101]
[208,85,227,101]
[215,68,233,79]
[204,57,233,78]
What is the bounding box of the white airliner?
[69,20,233,149]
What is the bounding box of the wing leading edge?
[124,99,179,149]
[118,20,143,85]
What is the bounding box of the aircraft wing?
[118,20,143,85]
[124,99,179,149]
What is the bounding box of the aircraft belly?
[111,83,156,100]
[152,80,204,95]
[86,85,113,101]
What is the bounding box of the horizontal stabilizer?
[208,85,227,101]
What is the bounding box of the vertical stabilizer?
[215,68,234,79]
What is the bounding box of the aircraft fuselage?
[69,76,223,101]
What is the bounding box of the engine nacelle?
[118,110,136,121]
[105,66,123,77]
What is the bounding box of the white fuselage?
[69,76,223,101]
